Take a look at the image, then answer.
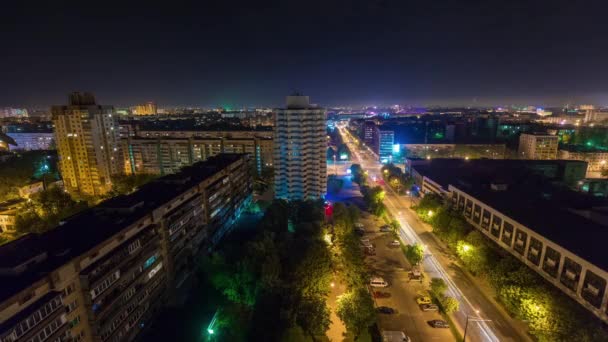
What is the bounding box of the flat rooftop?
[414,158,608,270]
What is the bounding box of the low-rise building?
[0,199,23,232]
[411,158,608,324]
[518,132,558,160]
[559,145,608,178]
[18,181,44,199]
[0,153,252,342]
[6,133,54,151]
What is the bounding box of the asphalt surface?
[338,126,532,342]
[362,214,454,342]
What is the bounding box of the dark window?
[480,210,491,230]
[542,247,561,278]
[581,270,606,309]
[490,215,502,238]
[527,237,543,266]
[473,204,482,224]
[560,257,582,292]
[513,229,527,255]
[501,222,514,246]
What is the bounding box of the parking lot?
[359,213,455,342]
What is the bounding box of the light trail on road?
[338,127,499,342]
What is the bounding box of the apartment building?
[375,127,394,163]
[274,95,327,200]
[559,145,608,178]
[52,93,122,197]
[0,154,252,342]
[518,132,558,160]
[122,136,273,175]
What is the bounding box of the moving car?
[420,304,439,312]
[416,296,432,305]
[389,240,400,247]
[429,319,449,328]
[381,331,411,342]
[377,306,396,314]
[370,277,389,287]
[373,291,391,298]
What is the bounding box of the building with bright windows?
[518,132,558,160]
[274,94,327,200]
[52,92,123,197]
[375,127,394,163]
[410,158,608,324]
[122,136,273,175]
[559,145,608,178]
[132,102,157,116]
[0,154,252,342]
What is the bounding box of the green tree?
[430,278,447,298]
[296,295,331,340]
[404,243,424,265]
[336,288,376,339]
[109,174,156,196]
[441,297,459,314]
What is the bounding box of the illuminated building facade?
[133,102,157,116]
[274,95,327,200]
[52,92,123,197]
[0,154,251,342]
[518,133,558,160]
[376,127,394,163]
[122,136,272,175]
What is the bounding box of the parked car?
[377,306,396,314]
[373,291,391,298]
[355,222,364,229]
[389,240,401,247]
[416,296,432,305]
[380,225,391,232]
[364,247,376,256]
[429,320,449,328]
[360,238,371,245]
[370,277,389,288]
[381,331,411,342]
[420,304,439,312]
[355,227,365,236]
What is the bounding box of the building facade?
[0,154,252,342]
[518,133,558,160]
[274,95,327,200]
[559,147,608,178]
[52,93,123,197]
[6,133,54,151]
[122,136,273,175]
[376,128,394,163]
[132,103,157,116]
[450,185,608,324]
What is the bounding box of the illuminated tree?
[441,297,459,314]
[431,278,447,297]
[336,288,376,339]
[404,243,424,265]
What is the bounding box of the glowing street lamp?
[427,210,434,217]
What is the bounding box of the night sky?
[2,0,608,108]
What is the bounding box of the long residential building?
[121,136,273,176]
[411,158,608,324]
[0,153,252,342]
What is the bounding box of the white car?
[370,277,389,288]
[389,240,401,247]
[355,222,364,229]
[382,331,411,342]
[360,238,371,245]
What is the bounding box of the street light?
[463,310,492,342]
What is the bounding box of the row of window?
[2,296,63,342]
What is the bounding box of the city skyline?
[2,1,608,107]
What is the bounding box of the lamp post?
[463,310,492,342]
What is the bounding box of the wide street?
[336,126,532,342]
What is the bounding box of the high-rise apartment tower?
[52,92,122,197]
[274,94,327,200]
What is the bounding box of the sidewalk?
[326,276,347,342]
